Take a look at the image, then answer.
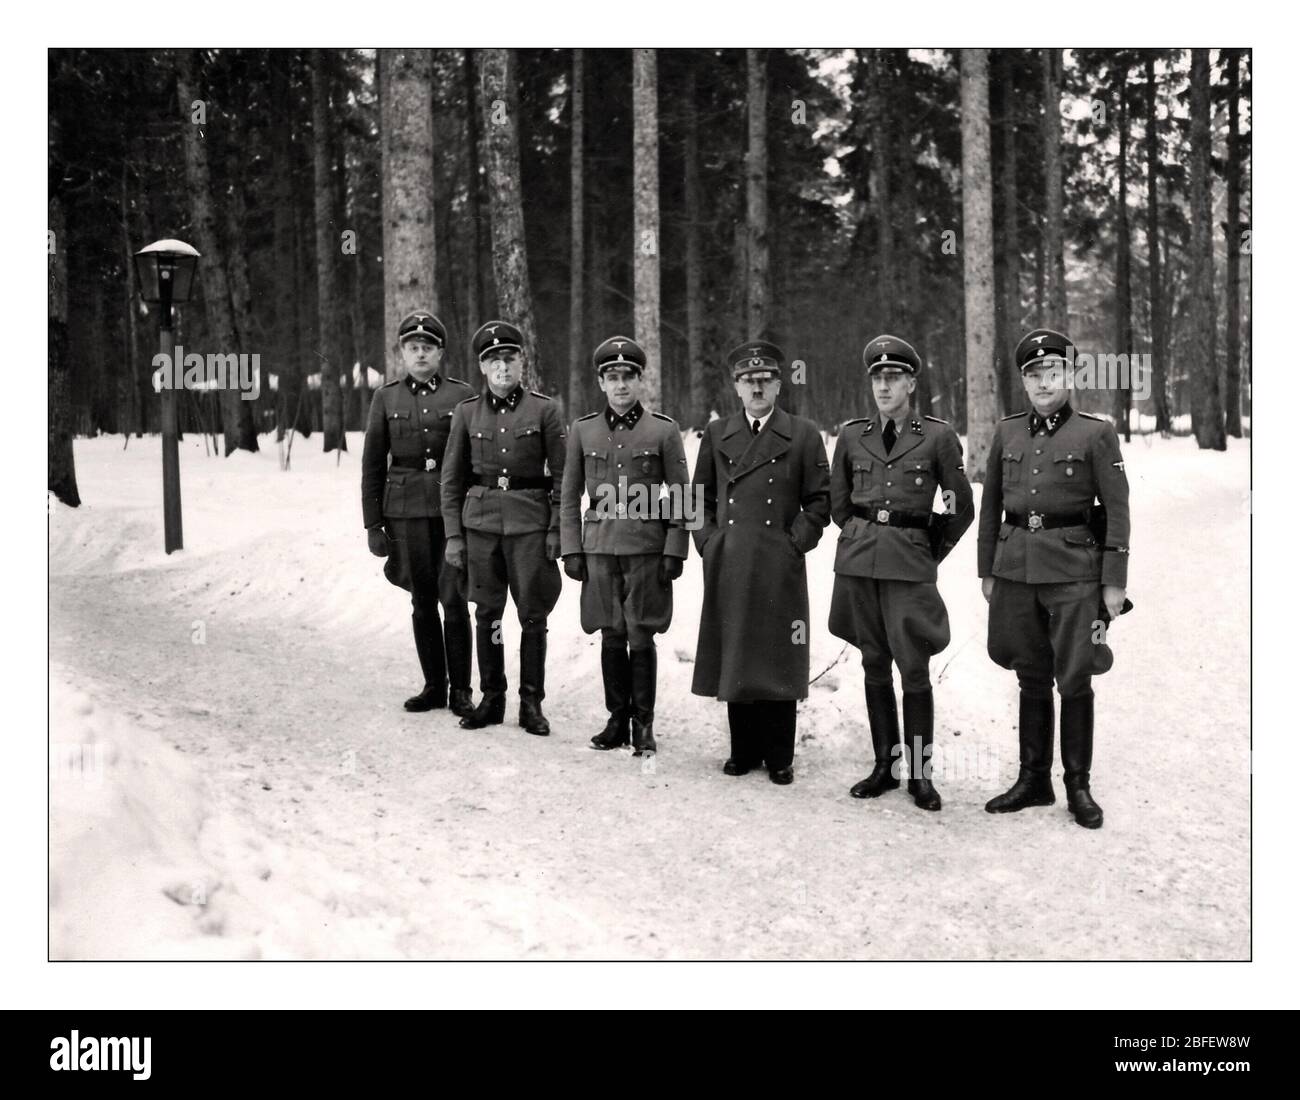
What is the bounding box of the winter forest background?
[47,47,1251,507]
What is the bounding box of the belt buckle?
[496,475,510,491]
[875,508,891,525]
[1027,512,1043,531]
[425,458,437,472]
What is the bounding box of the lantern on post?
[134,239,200,554]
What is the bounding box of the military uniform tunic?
[441,385,566,629]
[977,404,1130,697]
[828,413,974,692]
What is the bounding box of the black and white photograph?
[23,0,1292,1041]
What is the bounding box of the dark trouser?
[828,575,950,692]
[987,578,1112,700]
[386,516,471,693]
[465,528,562,695]
[581,553,672,641]
[726,701,797,771]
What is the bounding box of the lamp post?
[134,239,200,554]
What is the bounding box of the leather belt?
[1004,510,1090,531]
[390,457,437,471]
[473,473,552,491]
[851,505,931,530]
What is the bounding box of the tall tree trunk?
[961,50,998,482]
[683,58,706,428]
[463,49,487,377]
[997,49,1021,415]
[272,51,305,440]
[633,48,661,408]
[49,194,80,505]
[869,49,893,330]
[313,49,346,451]
[567,48,587,417]
[1114,61,1132,441]
[175,48,257,455]
[120,162,142,437]
[1224,48,1243,437]
[1042,48,1067,329]
[894,51,927,413]
[1145,54,1170,433]
[1188,49,1226,449]
[380,48,436,382]
[477,48,544,388]
[744,47,770,342]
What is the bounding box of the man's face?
[479,348,525,395]
[598,366,642,413]
[870,367,916,419]
[1021,360,1070,415]
[734,372,780,419]
[401,337,442,378]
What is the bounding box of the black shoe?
[768,766,794,786]
[1061,693,1103,829]
[631,716,656,756]
[449,688,475,720]
[403,686,446,712]
[723,758,751,776]
[986,690,1056,813]
[850,763,900,798]
[854,682,902,798]
[907,778,942,811]
[629,648,657,756]
[591,716,630,750]
[519,697,551,737]
[459,692,506,729]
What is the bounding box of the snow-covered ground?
[48,427,1250,959]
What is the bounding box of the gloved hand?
[546,531,563,561]
[445,536,467,571]
[367,527,388,558]
[564,554,588,582]
[659,555,684,584]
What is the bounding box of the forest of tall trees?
[48,48,1251,501]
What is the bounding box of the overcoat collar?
[719,405,793,480]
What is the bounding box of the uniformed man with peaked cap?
[361,309,476,717]
[690,339,831,785]
[829,334,974,811]
[979,327,1131,828]
[559,336,691,756]
[441,320,566,736]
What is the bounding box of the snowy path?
[48,432,1249,959]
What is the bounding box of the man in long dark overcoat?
[690,340,831,785]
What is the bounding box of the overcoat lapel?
[720,406,794,482]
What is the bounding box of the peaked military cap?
[1016,328,1075,371]
[472,320,524,360]
[862,334,921,374]
[398,310,446,347]
[593,335,646,375]
[728,339,784,379]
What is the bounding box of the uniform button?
[728,519,734,525]
[423,408,429,414]
[765,520,772,526]
[887,464,893,470]
[728,498,734,504]
[1032,468,1039,475]
[618,444,624,449]
[1035,449,1043,455]
[1030,488,1038,495]
[500,428,506,433]
[885,500,892,505]
[766,499,772,504]
[617,464,623,469]
[886,481,892,487]
[501,448,507,453]
[768,478,773,484]
[770,459,776,464]
[915,477,923,485]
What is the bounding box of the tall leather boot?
[1061,693,1103,829]
[404,612,448,711]
[459,622,506,729]
[591,644,632,749]
[629,647,657,756]
[903,689,941,811]
[444,613,474,719]
[850,683,902,798]
[518,631,551,736]
[985,691,1056,812]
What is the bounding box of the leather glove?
[546,531,563,561]
[564,554,588,582]
[367,527,388,558]
[445,536,467,571]
[659,555,684,584]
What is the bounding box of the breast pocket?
[469,429,490,464]
[513,423,543,463]
[634,448,662,479]
[1001,449,1024,485]
[1051,449,1084,484]
[387,411,413,439]
[584,447,609,481]
[852,459,873,493]
[907,460,935,496]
